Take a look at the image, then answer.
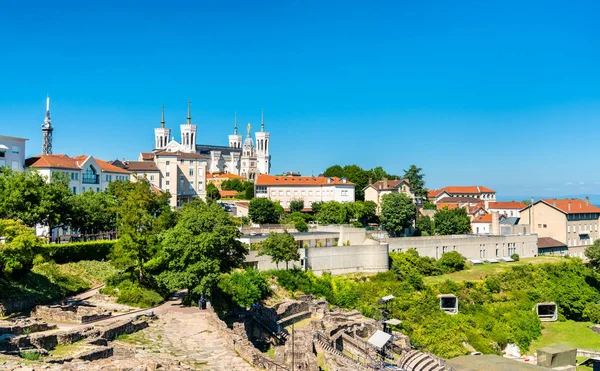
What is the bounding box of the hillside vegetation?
[256,253,600,358]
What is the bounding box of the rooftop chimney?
[383,178,389,189]
[568,201,571,212]
[368,178,373,185]
[553,198,557,207]
[586,196,590,206]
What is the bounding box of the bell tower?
[180,100,197,153]
[154,105,171,150]
[228,113,242,149]
[255,109,271,174]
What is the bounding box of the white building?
[151,102,271,181]
[25,154,130,194]
[428,186,496,203]
[255,174,355,210]
[487,201,526,218]
[0,135,27,171]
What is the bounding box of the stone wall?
[98,315,151,340]
[0,318,56,336]
[0,298,36,316]
[32,305,112,324]
[204,308,291,370]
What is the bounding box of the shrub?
[102,280,163,308]
[511,253,520,261]
[584,302,600,323]
[439,251,466,273]
[30,262,92,297]
[20,350,40,361]
[40,240,117,263]
[219,269,271,307]
[294,219,308,232]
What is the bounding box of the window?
[150,175,154,181]
[71,173,75,180]
[568,226,571,233]
[189,160,193,165]
[189,168,193,176]
[294,191,298,196]
[166,172,170,177]
[166,181,170,186]
[166,161,170,165]
[82,187,85,191]
[11,145,19,154]
[316,191,320,196]
[82,166,99,184]
[309,191,313,196]
[72,187,76,194]
[75,173,79,180]
[96,187,100,192]
[198,181,202,187]
[286,191,290,196]
[279,191,283,196]
[301,191,305,196]
[543,224,547,228]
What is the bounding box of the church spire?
[161,105,165,128]
[186,100,191,125]
[247,123,251,137]
[234,112,238,135]
[261,108,265,132]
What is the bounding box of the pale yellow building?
[364,178,414,214]
[519,198,600,253]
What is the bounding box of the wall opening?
[536,302,558,322]
[438,294,458,314]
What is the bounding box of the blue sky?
[1,0,599,198]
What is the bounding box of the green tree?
[110,179,173,283]
[380,193,416,237]
[0,168,73,232]
[403,165,427,199]
[439,251,466,273]
[311,201,323,214]
[415,215,433,236]
[70,189,116,239]
[522,199,532,206]
[585,239,600,269]
[0,219,42,277]
[342,165,369,200]
[323,165,345,178]
[242,182,255,200]
[258,231,300,269]
[289,199,304,213]
[433,207,472,235]
[218,269,271,307]
[346,201,377,226]
[221,178,243,191]
[316,201,348,225]
[249,198,280,224]
[158,200,248,298]
[206,183,221,202]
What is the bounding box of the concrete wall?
[245,244,389,275]
[388,234,539,260]
[520,202,567,245]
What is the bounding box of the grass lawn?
[525,321,600,355]
[425,256,566,284]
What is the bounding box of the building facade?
[487,201,526,218]
[0,135,27,171]
[364,178,414,214]
[151,102,271,181]
[519,198,600,249]
[25,154,130,194]
[255,174,355,209]
[428,186,496,203]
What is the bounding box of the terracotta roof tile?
[472,214,493,223]
[220,190,238,197]
[540,198,600,214]
[256,174,354,186]
[140,152,155,160]
[25,154,81,170]
[93,158,130,174]
[488,201,526,209]
[366,179,410,191]
[538,237,567,249]
[124,161,159,172]
[429,186,496,197]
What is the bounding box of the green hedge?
[41,240,117,263]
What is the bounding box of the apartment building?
[255,174,355,209]
[0,135,27,171]
[428,186,496,203]
[364,178,414,214]
[25,154,130,194]
[519,198,600,250]
[487,201,526,218]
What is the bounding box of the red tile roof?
[256,174,353,186]
[437,203,459,210]
[488,201,526,210]
[220,190,239,198]
[94,158,131,174]
[540,198,600,214]
[429,186,496,197]
[124,161,159,172]
[140,152,155,160]
[472,214,493,223]
[25,154,81,170]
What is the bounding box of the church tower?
[228,113,242,149]
[240,123,258,180]
[154,105,171,150]
[42,96,53,155]
[254,109,271,174]
[180,100,197,153]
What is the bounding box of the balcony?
[82,175,100,184]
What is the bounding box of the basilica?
[152,101,271,180]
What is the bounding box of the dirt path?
[113,307,257,370]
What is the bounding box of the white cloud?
[566,182,574,185]
[580,182,585,185]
